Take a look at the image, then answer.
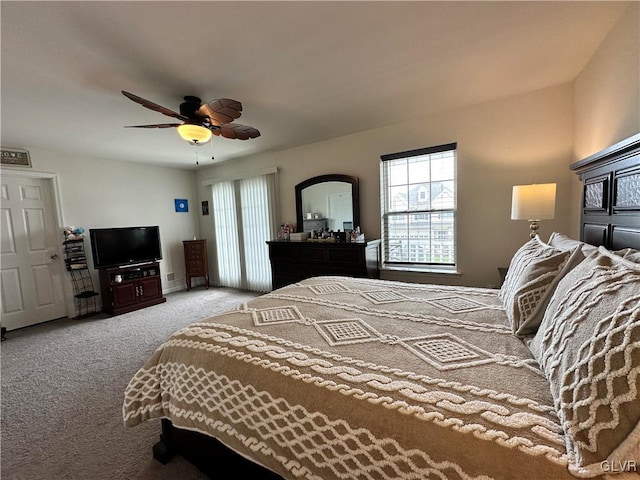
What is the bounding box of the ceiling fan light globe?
[176,124,212,145]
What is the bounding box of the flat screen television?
[89,226,162,269]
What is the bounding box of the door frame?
[1,168,71,320]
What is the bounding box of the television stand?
[98,262,166,315]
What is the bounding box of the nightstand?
[497,267,509,287]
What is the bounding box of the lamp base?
[529,220,540,238]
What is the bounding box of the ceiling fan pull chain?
[195,149,199,166]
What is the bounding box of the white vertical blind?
[211,173,276,292]
[240,175,274,292]
[212,181,242,289]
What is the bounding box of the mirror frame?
[295,174,360,233]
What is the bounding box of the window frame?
[380,143,457,271]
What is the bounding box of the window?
[380,143,456,269]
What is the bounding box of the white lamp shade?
[511,183,556,221]
[176,124,212,145]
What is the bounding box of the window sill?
[381,265,462,276]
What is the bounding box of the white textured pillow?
[499,236,583,337]
[548,231,598,257]
[614,248,640,263]
[529,247,640,477]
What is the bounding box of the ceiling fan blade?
[212,123,261,140]
[124,123,181,128]
[198,98,243,126]
[121,91,188,121]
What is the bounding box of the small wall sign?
[174,199,189,212]
[1,147,31,167]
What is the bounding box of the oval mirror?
[295,174,360,233]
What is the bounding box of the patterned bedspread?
[123,276,603,480]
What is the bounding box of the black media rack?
[63,237,99,318]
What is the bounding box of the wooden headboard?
[570,133,640,250]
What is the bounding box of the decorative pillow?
[529,247,640,476]
[499,236,583,337]
[548,231,598,257]
[614,248,640,264]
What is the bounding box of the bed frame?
[153,418,283,478]
[570,133,640,249]
[151,133,640,478]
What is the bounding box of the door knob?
[51,254,59,260]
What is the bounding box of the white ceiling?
[0,1,628,169]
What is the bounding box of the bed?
[123,134,640,479]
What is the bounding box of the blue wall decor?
[174,199,189,212]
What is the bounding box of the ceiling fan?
[121,90,260,145]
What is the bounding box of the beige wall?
[197,84,575,288]
[574,2,640,160]
[570,2,640,235]
[20,148,199,314]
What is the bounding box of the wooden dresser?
[266,239,380,290]
[183,239,209,290]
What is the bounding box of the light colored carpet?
[1,287,260,480]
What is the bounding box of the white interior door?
[1,174,66,330]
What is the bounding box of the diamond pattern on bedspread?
[307,282,350,295]
[250,303,510,370]
[406,333,495,370]
[428,296,490,313]
[314,319,380,346]
[252,306,304,325]
[359,289,409,304]
[415,337,479,363]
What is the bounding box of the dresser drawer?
[187,260,204,270]
[269,244,298,260]
[297,247,326,262]
[185,244,202,253]
[327,248,362,264]
[186,251,203,260]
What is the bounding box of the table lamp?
[511,183,556,238]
